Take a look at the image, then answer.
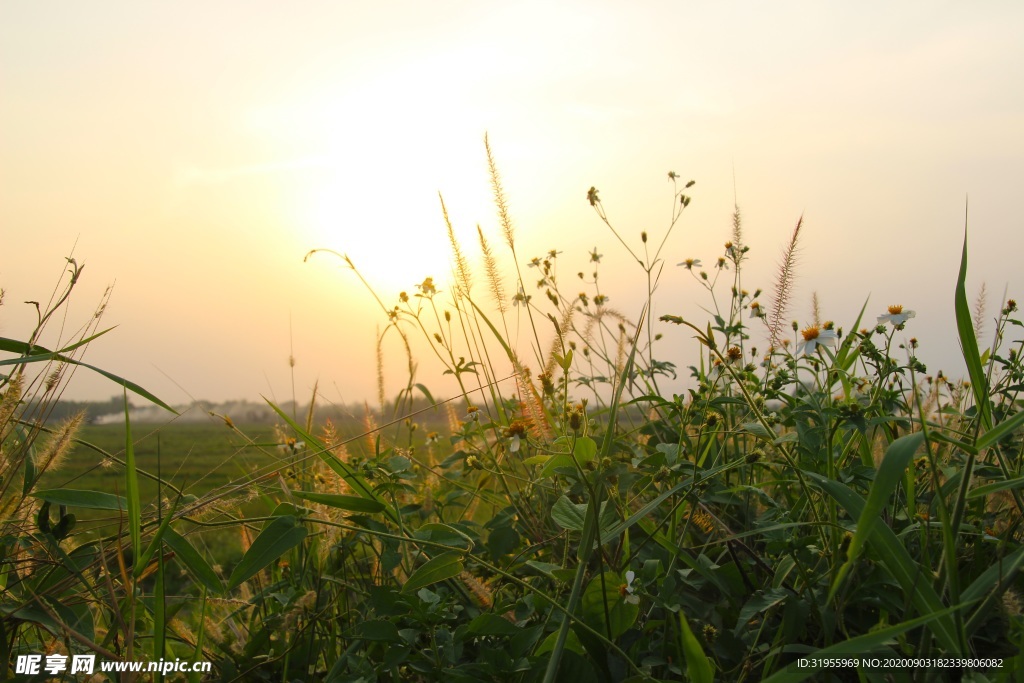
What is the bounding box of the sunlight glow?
[266,53,506,299]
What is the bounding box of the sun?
[282,72,501,299]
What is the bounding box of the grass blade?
[829,432,924,601]
[163,529,224,595]
[32,489,126,511]
[954,227,991,431]
[762,605,962,683]
[289,490,386,514]
[227,515,307,590]
[124,392,142,559]
[806,472,962,652]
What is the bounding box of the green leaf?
[227,516,307,590]
[954,228,992,431]
[677,608,714,683]
[31,489,126,511]
[265,399,397,523]
[966,475,1024,500]
[580,571,639,639]
[290,490,386,513]
[975,409,1024,453]
[741,422,773,439]
[829,431,924,601]
[807,472,961,652]
[355,619,402,642]
[414,383,436,405]
[134,496,180,579]
[551,495,587,531]
[735,588,789,634]
[540,454,577,478]
[163,529,224,595]
[466,613,521,637]
[551,496,618,540]
[413,522,475,551]
[401,550,463,594]
[0,336,175,413]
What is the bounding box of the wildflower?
[464,405,480,422]
[567,403,586,432]
[416,277,437,296]
[619,570,639,604]
[678,258,702,270]
[587,186,600,206]
[594,294,608,306]
[726,346,742,363]
[798,325,838,355]
[1004,299,1018,315]
[749,301,766,318]
[426,431,439,445]
[589,248,602,263]
[505,421,529,452]
[878,304,915,327]
[716,257,728,269]
[399,291,409,303]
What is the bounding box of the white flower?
[678,258,702,270]
[797,325,838,355]
[621,570,639,604]
[749,301,766,319]
[878,304,916,327]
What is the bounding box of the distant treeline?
[40,396,128,424]
[40,395,446,425]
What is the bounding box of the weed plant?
[3,141,1024,682]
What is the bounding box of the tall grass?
[4,144,1023,682]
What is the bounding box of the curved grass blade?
[0,337,175,413]
[124,394,142,558]
[806,472,961,652]
[31,489,126,511]
[265,398,398,524]
[829,432,924,601]
[290,490,386,514]
[227,515,307,590]
[678,608,714,683]
[163,529,224,595]
[954,227,991,431]
[963,545,1024,636]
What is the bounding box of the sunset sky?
[2,1,1022,410]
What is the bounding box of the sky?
[2,1,1022,409]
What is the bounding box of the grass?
[3,145,1024,682]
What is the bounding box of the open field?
[5,170,1024,682]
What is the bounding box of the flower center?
[888,304,903,314]
[801,326,821,341]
